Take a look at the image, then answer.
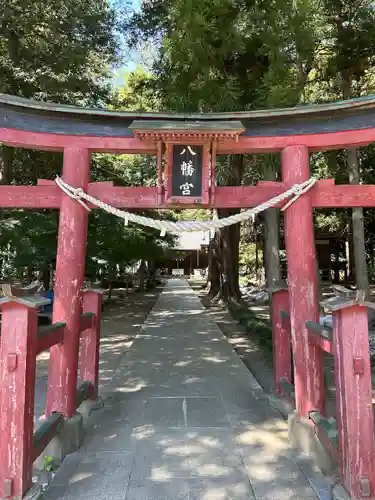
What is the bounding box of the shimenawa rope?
[55,176,317,236]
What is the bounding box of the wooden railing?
[315,289,375,498]
[269,282,375,499]
[267,282,292,398]
[304,321,338,461]
[0,287,103,499]
[305,320,333,354]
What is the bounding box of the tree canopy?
[3,0,375,294]
[0,0,122,103]
[126,0,375,296]
[0,0,176,286]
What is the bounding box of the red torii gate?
[1,93,375,498]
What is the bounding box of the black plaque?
[171,144,203,198]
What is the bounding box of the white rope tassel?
[55,175,317,235]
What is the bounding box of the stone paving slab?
[43,279,331,500]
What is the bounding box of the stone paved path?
[44,279,331,500]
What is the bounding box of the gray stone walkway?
[44,279,331,500]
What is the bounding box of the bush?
[228,301,273,356]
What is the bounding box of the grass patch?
[228,301,273,359]
[227,300,333,399]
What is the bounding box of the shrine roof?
[1,93,375,120]
[129,120,245,132]
[173,231,210,250]
[2,93,375,141]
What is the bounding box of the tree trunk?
[347,148,369,292]
[342,75,369,296]
[345,237,351,282]
[107,265,116,302]
[207,156,244,302]
[208,231,221,298]
[27,265,33,284]
[139,259,146,292]
[230,220,241,294]
[0,146,14,220]
[0,146,14,185]
[148,259,156,286]
[255,230,260,284]
[335,247,340,283]
[263,161,281,287]
[218,219,242,301]
[107,282,113,302]
[208,207,243,302]
[42,264,50,291]
[212,156,244,302]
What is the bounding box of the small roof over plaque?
[129,120,245,140]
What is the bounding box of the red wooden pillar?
[331,303,375,498]
[268,284,291,396]
[80,290,103,399]
[0,300,39,498]
[281,145,324,417]
[46,147,91,418]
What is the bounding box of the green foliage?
[113,67,159,111]
[228,301,273,357]
[93,153,157,187]
[0,206,176,281]
[43,456,56,473]
[0,0,126,215]
[127,0,329,111]
[0,18,176,282]
[125,0,375,288]
[86,210,175,279]
[0,211,58,279]
[4,0,375,286]
[0,0,123,104]
[323,0,375,87]
[174,209,212,222]
[239,243,259,277]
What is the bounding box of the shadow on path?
[43,279,331,500]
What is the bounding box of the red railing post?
[328,298,375,498]
[268,283,290,396]
[0,298,45,498]
[80,290,103,399]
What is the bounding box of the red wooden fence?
[271,285,375,499]
[0,289,102,499]
[319,293,375,499]
[268,283,291,397]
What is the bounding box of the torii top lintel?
[129,120,246,142]
[1,92,375,152]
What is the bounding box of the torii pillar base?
[33,413,84,472]
[288,411,336,476]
